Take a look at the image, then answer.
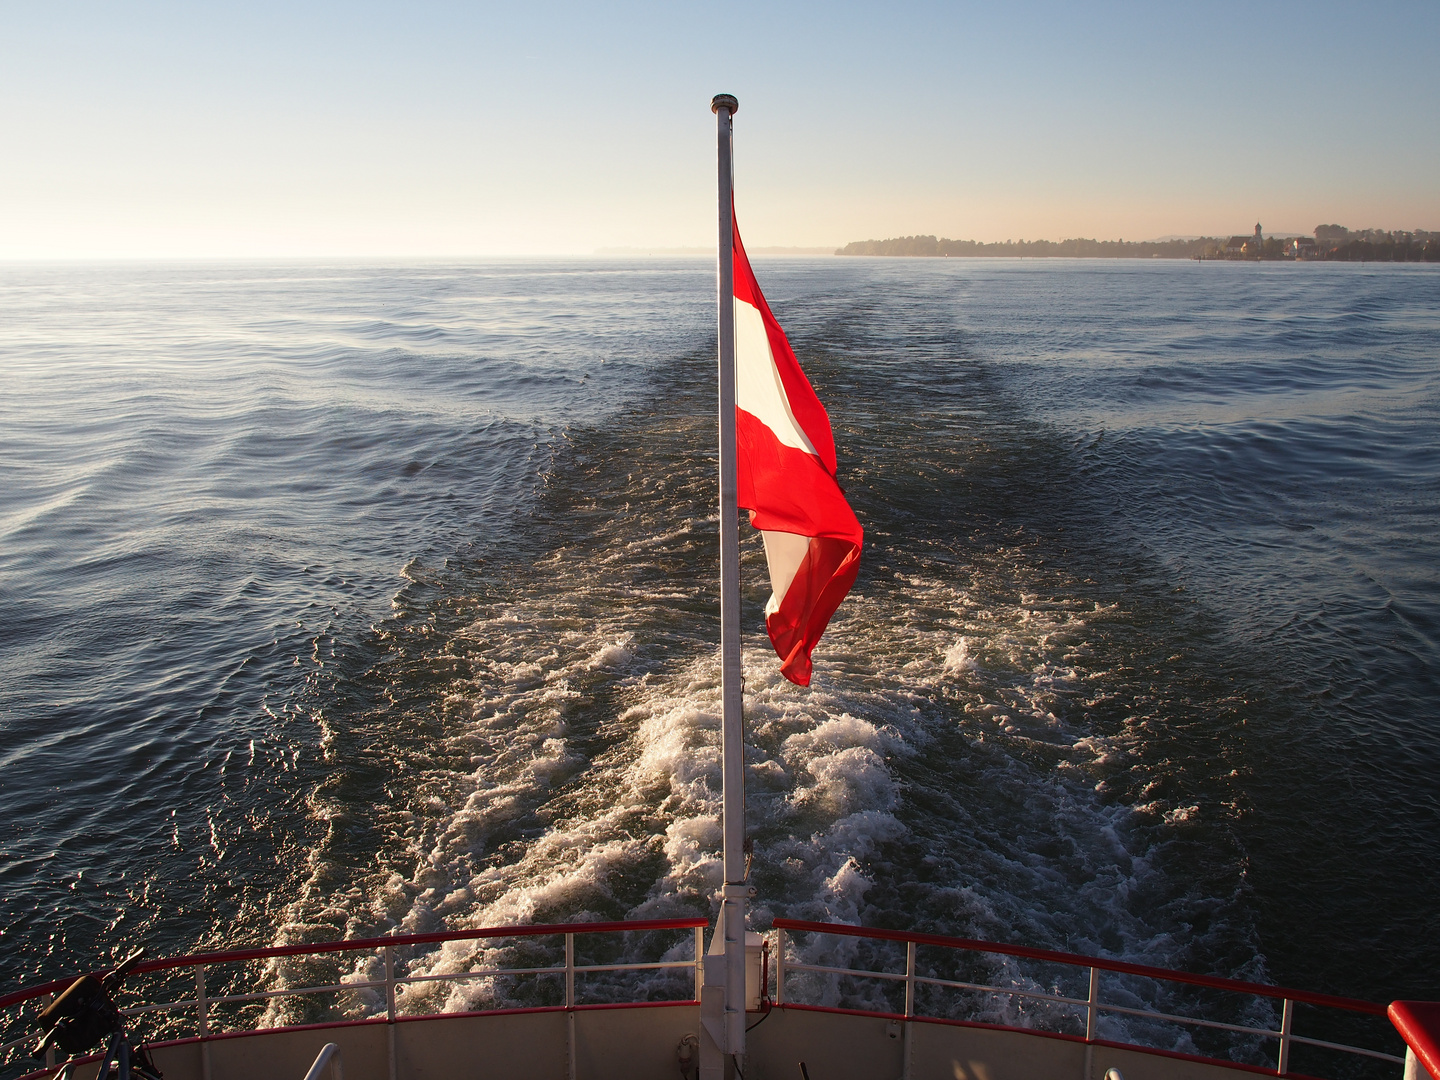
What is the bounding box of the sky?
[1,1,1436,258]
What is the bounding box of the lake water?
[1,257,1436,1069]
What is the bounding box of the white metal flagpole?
[701,90,747,1076]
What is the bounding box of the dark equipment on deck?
[34,948,162,1079]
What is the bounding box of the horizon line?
[4,226,1435,264]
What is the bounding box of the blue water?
[1,259,1436,1068]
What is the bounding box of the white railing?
[4,917,1411,1080]
[772,919,1405,1079]
[301,1042,341,1080]
[0,918,708,1080]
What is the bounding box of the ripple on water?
[0,260,1434,1071]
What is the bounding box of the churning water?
[1,258,1436,1066]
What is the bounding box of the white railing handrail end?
[301,1041,342,1080]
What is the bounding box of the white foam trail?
[264,465,1259,1052]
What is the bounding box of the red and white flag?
[732,212,863,686]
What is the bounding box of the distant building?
[1289,237,1316,258]
[1222,225,1264,258]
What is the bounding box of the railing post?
[1083,966,1100,1080]
[384,947,397,1020]
[565,933,576,1008]
[195,964,208,1036]
[904,941,917,1018]
[195,961,211,1080]
[1086,966,1099,1040]
[902,941,917,1080]
[384,946,397,1080]
[774,928,785,1006]
[196,964,212,1080]
[566,933,577,1080]
[1277,997,1294,1075]
[695,926,705,1001]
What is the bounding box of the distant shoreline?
[596,230,1440,262]
[836,231,1439,262]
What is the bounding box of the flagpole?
[710,90,747,1068]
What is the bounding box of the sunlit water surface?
[1,259,1436,1071]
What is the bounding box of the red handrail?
[1390,1001,1440,1078]
[772,918,1387,1016]
[0,918,708,1013]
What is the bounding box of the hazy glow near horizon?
[2,1,1436,258]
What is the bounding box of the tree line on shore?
[837,230,1440,261]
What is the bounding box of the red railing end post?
[1389,1000,1440,1080]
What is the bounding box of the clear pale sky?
[2,1,1436,257]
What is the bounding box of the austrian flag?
[732,214,863,686]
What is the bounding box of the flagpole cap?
[711,94,739,115]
